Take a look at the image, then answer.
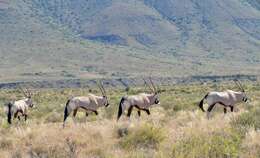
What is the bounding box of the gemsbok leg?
[24,114,28,121]
[73,109,78,117]
[137,110,141,117]
[72,109,78,124]
[14,112,19,121]
[144,109,150,115]
[207,103,216,119]
[230,106,234,112]
[93,111,98,115]
[224,108,227,114]
[126,106,134,123]
[127,106,133,118]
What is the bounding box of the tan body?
[117,93,160,120]
[205,90,245,107]
[121,93,159,110]
[68,94,107,112]
[7,97,34,124]
[63,93,109,127]
[199,89,248,118]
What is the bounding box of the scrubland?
[0,82,260,158]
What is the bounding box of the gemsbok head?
[63,81,109,127]
[6,86,34,124]
[198,79,248,118]
[117,77,160,121]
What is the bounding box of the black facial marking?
[155,98,159,104]
[243,97,247,102]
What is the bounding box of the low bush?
[172,129,242,158]
[119,123,165,150]
[231,107,260,136]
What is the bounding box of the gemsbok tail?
[117,97,125,121]
[7,103,12,124]
[63,99,71,127]
[198,93,208,112]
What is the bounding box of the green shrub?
[231,107,260,136]
[44,111,62,123]
[120,123,165,150]
[172,129,242,158]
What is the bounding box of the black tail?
[7,103,12,124]
[117,97,125,121]
[63,99,71,127]
[198,93,208,112]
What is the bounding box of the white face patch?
[25,98,34,107]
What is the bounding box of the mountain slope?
[25,0,260,65]
[0,0,259,82]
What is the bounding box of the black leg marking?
[86,112,89,117]
[230,106,234,112]
[94,111,98,115]
[14,112,18,119]
[127,106,133,118]
[145,109,150,115]
[224,108,227,114]
[73,109,78,117]
[24,114,27,121]
[137,110,141,117]
[207,104,216,112]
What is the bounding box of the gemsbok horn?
[198,79,248,118]
[6,86,35,124]
[63,81,109,127]
[117,77,160,121]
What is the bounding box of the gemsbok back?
[6,86,34,124]
[117,78,160,121]
[198,80,248,118]
[63,81,109,127]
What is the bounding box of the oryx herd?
[4,79,249,127]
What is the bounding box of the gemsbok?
[117,78,160,121]
[198,80,248,118]
[63,81,109,127]
[6,86,34,124]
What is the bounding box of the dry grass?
[0,82,259,158]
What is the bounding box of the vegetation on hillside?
[0,0,260,82]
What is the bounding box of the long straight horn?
[18,85,29,98]
[100,81,107,96]
[97,81,105,96]
[237,80,245,92]
[149,77,156,93]
[26,87,33,97]
[234,80,244,92]
[143,78,153,92]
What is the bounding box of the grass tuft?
[120,123,165,150]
